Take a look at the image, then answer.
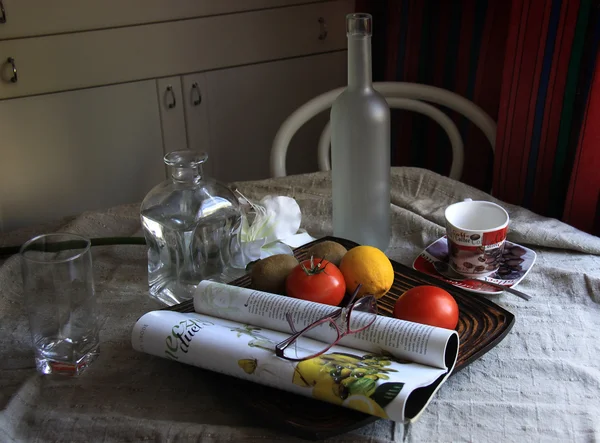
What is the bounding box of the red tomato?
[286,258,346,306]
[393,286,459,330]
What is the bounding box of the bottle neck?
[347,35,372,89]
[171,166,203,185]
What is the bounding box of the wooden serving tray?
[167,236,515,440]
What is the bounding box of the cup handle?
[463,198,473,202]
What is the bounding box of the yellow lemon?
[293,357,331,387]
[313,378,344,405]
[342,395,388,418]
[237,358,257,374]
[339,246,394,299]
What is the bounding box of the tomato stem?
[300,255,329,275]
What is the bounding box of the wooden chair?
[270,82,497,181]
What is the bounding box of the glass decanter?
[140,151,241,306]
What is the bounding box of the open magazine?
[131,281,459,422]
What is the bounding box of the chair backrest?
[270,82,497,180]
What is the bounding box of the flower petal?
[231,237,266,268]
[260,241,294,259]
[281,231,318,248]
[260,196,302,243]
[249,208,276,241]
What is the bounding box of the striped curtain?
[357,0,600,235]
[494,0,599,234]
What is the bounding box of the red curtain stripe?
[564,54,600,234]
[531,0,580,215]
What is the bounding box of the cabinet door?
[0,0,352,99]
[157,77,187,156]
[181,73,213,178]
[204,50,347,183]
[0,81,165,232]
[0,0,322,39]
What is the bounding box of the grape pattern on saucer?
[419,237,536,284]
[496,244,528,280]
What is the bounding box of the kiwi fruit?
[250,254,299,295]
[305,241,348,266]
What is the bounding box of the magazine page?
[193,281,458,370]
[132,310,454,422]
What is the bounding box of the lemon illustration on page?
[238,358,258,374]
[292,352,405,419]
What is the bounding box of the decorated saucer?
[413,236,537,294]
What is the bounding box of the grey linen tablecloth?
[1,167,599,443]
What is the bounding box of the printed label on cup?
[444,200,509,277]
[446,227,507,248]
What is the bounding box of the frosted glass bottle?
[331,13,391,250]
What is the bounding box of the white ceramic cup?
[444,199,509,277]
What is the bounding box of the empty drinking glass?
[20,233,100,375]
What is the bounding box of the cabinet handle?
[0,1,6,24]
[165,85,176,109]
[191,82,202,106]
[318,17,328,40]
[6,57,17,83]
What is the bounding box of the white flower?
[230,193,302,268]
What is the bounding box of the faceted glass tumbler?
[20,233,100,376]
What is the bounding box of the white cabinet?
[181,73,213,178]
[0,81,166,232]
[156,77,187,155]
[204,50,347,182]
[0,50,348,231]
[0,1,351,99]
[0,0,354,231]
[157,50,347,184]
[0,0,323,39]
[158,51,347,183]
